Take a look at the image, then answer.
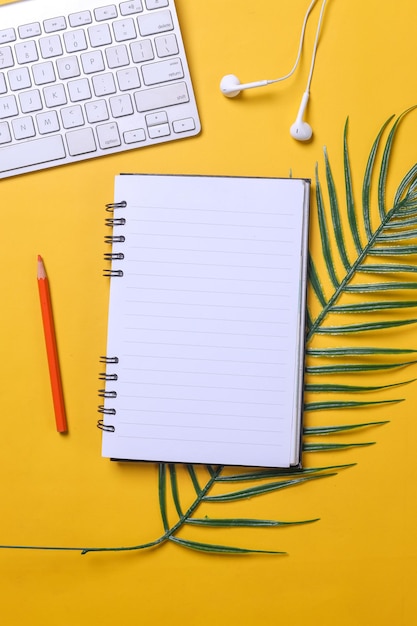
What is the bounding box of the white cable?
[305,0,328,92]
[266,0,319,86]
[266,0,328,87]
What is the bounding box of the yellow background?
[1,0,417,624]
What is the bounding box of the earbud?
[219,0,328,142]
[220,74,269,98]
[290,92,313,141]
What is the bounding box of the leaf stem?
[308,109,417,342]
[306,198,412,343]
[0,466,225,555]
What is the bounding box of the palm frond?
[2,111,416,557]
[126,112,417,555]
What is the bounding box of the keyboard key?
[19,89,42,113]
[0,135,65,173]
[0,29,16,45]
[69,12,93,27]
[61,105,85,129]
[88,24,113,48]
[148,123,170,139]
[96,121,121,149]
[66,127,97,155]
[145,0,169,8]
[95,5,118,21]
[81,50,105,74]
[173,117,196,133]
[142,58,183,85]
[8,67,32,91]
[0,74,7,94]
[145,111,167,125]
[130,39,154,62]
[39,35,64,59]
[113,18,137,42]
[43,84,67,107]
[18,23,41,39]
[36,110,60,134]
[0,121,11,144]
[0,47,15,70]
[134,81,189,112]
[15,41,39,64]
[37,111,60,134]
[137,10,173,36]
[105,44,130,68]
[120,1,143,16]
[32,61,56,85]
[92,72,116,97]
[117,67,141,90]
[0,95,18,119]
[44,17,67,33]
[68,78,92,102]
[12,115,36,140]
[56,56,81,80]
[123,128,146,143]
[85,99,109,123]
[155,34,178,58]
[64,30,88,54]
[109,93,133,117]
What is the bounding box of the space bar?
[0,135,66,173]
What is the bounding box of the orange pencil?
[37,255,68,433]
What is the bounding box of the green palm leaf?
[103,112,417,555]
[303,442,375,452]
[2,111,416,557]
[168,537,285,555]
[344,118,362,254]
[304,422,388,435]
[215,463,354,481]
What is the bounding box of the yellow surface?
[1,1,417,624]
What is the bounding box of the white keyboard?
[0,0,201,178]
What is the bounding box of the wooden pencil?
[37,255,68,433]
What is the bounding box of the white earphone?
[290,91,312,141]
[219,75,269,98]
[219,0,328,142]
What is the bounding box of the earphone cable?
[267,0,328,87]
[305,0,328,93]
[267,0,318,85]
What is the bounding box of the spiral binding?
[104,252,125,261]
[103,200,126,278]
[97,419,116,433]
[99,371,118,381]
[97,358,118,431]
[105,200,127,211]
[98,405,116,416]
[98,389,117,399]
[103,268,124,277]
[105,217,126,227]
[105,235,125,244]
[100,356,119,364]
[98,200,127,432]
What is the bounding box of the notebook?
[99,173,310,468]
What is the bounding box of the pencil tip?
[37,255,46,279]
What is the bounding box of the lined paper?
[101,174,310,467]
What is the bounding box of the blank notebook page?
[101,174,310,468]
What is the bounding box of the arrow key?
[148,123,170,139]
